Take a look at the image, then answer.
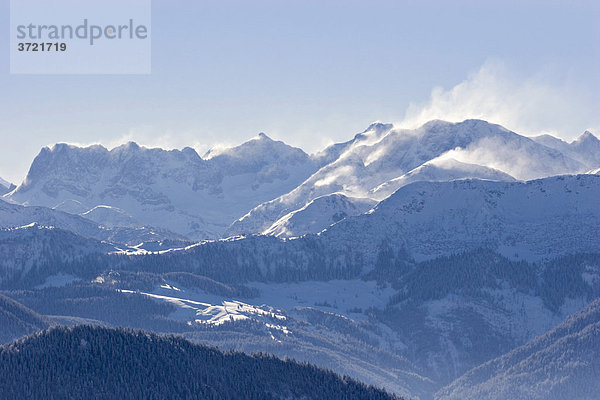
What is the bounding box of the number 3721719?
[17,42,67,52]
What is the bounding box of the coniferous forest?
[0,325,399,400]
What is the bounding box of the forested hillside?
[0,325,398,400]
[437,299,600,400]
[0,294,51,344]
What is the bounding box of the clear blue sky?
[1,0,599,183]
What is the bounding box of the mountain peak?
[532,133,566,142]
[256,132,272,141]
[420,118,504,131]
[573,130,599,144]
[47,143,75,154]
[113,141,142,152]
[211,133,310,162]
[351,122,394,144]
[47,142,108,153]
[363,122,394,133]
[420,119,452,129]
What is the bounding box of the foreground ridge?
[0,325,398,400]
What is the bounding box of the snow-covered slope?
[371,157,515,199]
[10,245,598,398]
[436,299,600,400]
[8,135,321,239]
[570,131,600,167]
[322,174,600,262]
[263,193,376,238]
[229,120,585,237]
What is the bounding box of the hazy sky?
[1,0,599,183]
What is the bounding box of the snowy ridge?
[0,198,185,245]
[587,167,600,174]
[0,198,101,238]
[321,174,600,262]
[0,294,52,344]
[371,157,516,199]
[532,130,600,169]
[263,193,377,238]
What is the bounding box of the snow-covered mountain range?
[5,120,598,242]
[229,119,596,237]
[6,135,321,240]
